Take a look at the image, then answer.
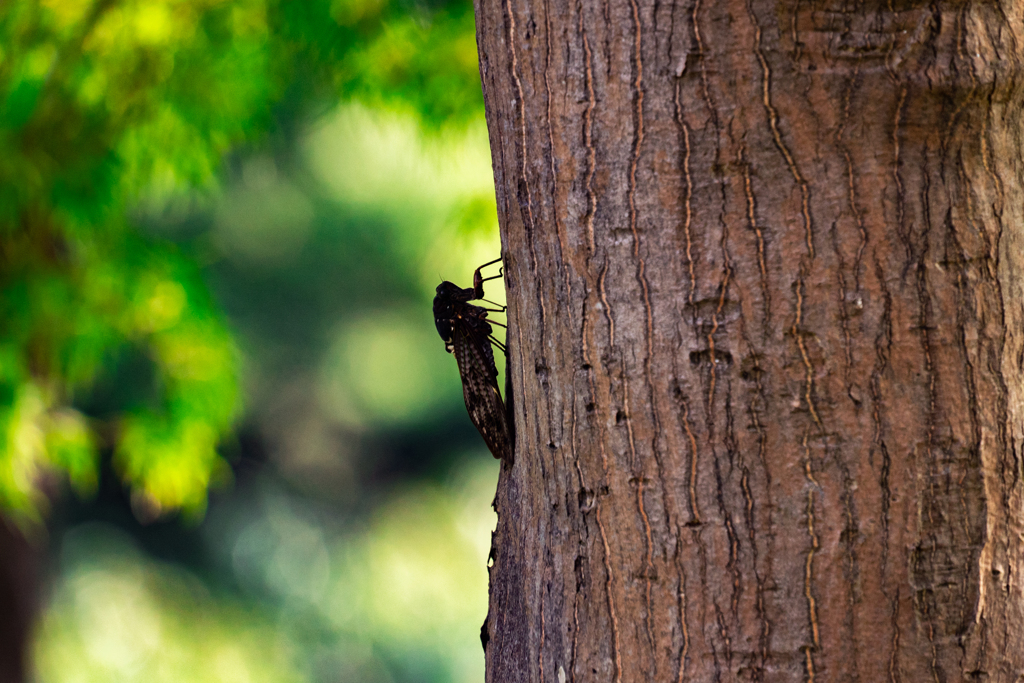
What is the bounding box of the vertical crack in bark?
[621,371,656,664]
[707,252,732,416]
[830,84,867,660]
[739,466,756,641]
[691,0,714,129]
[673,541,690,683]
[944,9,974,154]
[681,397,701,524]
[841,69,868,294]
[748,345,773,680]
[674,85,696,309]
[625,0,650,322]
[543,0,571,309]
[740,145,770,336]
[746,0,814,259]
[794,268,822,679]
[979,94,1007,220]
[600,0,612,77]
[627,0,646,265]
[624,4,661,664]
[580,11,597,256]
[569,381,584,683]
[928,620,940,683]
[892,84,911,273]
[596,502,622,683]
[692,522,713,678]
[914,162,943,683]
[890,587,902,683]
[826,76,864,664]
[946,214,981,671]
[539,593,546,681]
[802,427,821,682]
[503,0,535,262]
[576,293,602,683]
[978,66,1014,671]
[671,70,702,655]
[502,0,549,500]
[832,78,858,405]
[871,254,898,682]
[670,366,697,682]
[788,1,800,62]
[592,250,622,681]
[950,84,1007,673]
[713,600,734,674]
[709,135,740,656]
[692,0,737,661]
[723,390,742,621]
[838,458,861,679]
[706,295,737,672]
[794,276,823,430]
[516,317,529,468]
[599,259,615,346]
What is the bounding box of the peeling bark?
[476,1,1024,680]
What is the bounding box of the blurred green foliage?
[7,0,502,680]
[35,459,496,683]
[0,0,484,525]
[34,522,307,683]
[33,74,503,683]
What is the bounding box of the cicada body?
[433,258,513,463]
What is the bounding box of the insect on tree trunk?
[475,0,1024,680]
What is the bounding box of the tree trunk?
[475,0,1024,680]
[0,521,35,683]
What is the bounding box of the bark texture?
[476,0,1024,680]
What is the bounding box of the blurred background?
[0,2,503,682]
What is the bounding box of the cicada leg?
[472,257,504,298]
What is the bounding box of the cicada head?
[433,281,464,351]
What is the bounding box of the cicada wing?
[452,321,511,461]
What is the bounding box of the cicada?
[433,258,513,463]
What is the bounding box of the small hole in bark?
[574,555,585,586]
[585,402,595,412]
[739,354,764,382]
[615,410,626,424]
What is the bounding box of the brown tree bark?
[476,0,1024,680]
